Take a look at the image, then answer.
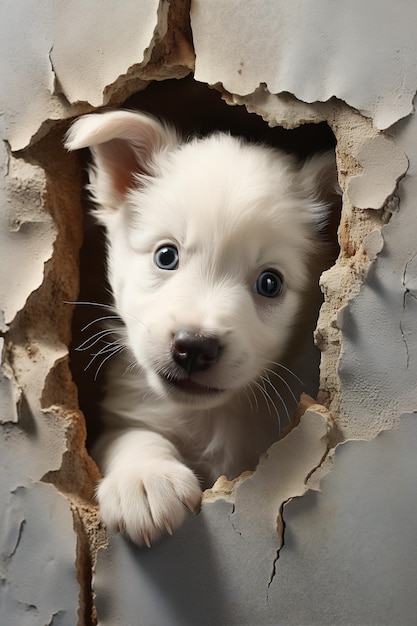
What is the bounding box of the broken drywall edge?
[0,2,73,152]
[4,1,194,151]
[230,405,332,542]
[346,135,409,209]
[0,340,21,424]
[203,471,253,504]
[229,85,333,130]
[191,1,417,130]
[49,1,163,107]
[202,394,325,505]
[334,110,417,439]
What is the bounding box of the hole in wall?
[1,72,338,617]
[69,76,341,474]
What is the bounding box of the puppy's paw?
[96,459,202,547]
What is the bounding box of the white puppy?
[66,111,337,546]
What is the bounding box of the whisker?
[65,300,147,329]
[81,315,123,332]
[64,300,116,311]
[76,328,120,352]
[263,367,300,406]
[239,386,254,413]
[123,361,138,375]
[84,339,123,374]
[260,373,290,424]
[265,360,304,387]
[93,344,125,381]
[260,377,282,423]
[247,383,259,413]
[252,380,274,418]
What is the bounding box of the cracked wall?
[1,2,417,625]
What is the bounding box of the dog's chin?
[156,373,229,407]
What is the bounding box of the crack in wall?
[266,436,335,600]
[400,253,417,369]
[266,501,286,600]
[227,504,243,538]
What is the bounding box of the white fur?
[65,110,337,546]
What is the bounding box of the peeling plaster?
[337,110,417,438]
[346,135,409,210]
[49,1,163,106]
[0,155,57,325]
[191,0,417,130]
[0,339,21,424]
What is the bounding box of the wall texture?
[1,1,416,625]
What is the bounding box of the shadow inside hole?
[69,75,340,453]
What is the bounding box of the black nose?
[172,330,223,374]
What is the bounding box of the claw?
[118,522,126,535]
[142,532,151,549]
[163,519,173,536]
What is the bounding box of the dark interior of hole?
[69,76,340,451]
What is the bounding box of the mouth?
[159,373,224,398]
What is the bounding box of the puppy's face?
[66,112,335,408]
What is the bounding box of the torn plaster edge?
[240,401,335,594]
[203,471,253,505]
[8,3,194,152]
[96,0,195,111]
[202,400,337,599]
[1,150,57,327]
[2,135,103,618]
[4,69,92,153]
[49,1,168,109]
[269,403,336,590]
[346,134,409,211]
[0,339,22,425]
[68,495,107,626]
[202,393,321,504]
[205,398,335,536]
[39,406,107,625]
[41,0,193,141]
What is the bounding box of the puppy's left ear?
[299,150,342,228]
[65,110,179,213]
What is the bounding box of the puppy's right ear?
[65,110,179,214]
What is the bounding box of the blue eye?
[154,245,179,270]
[253,270,283,298]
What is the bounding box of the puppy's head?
[66,111,338,408]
